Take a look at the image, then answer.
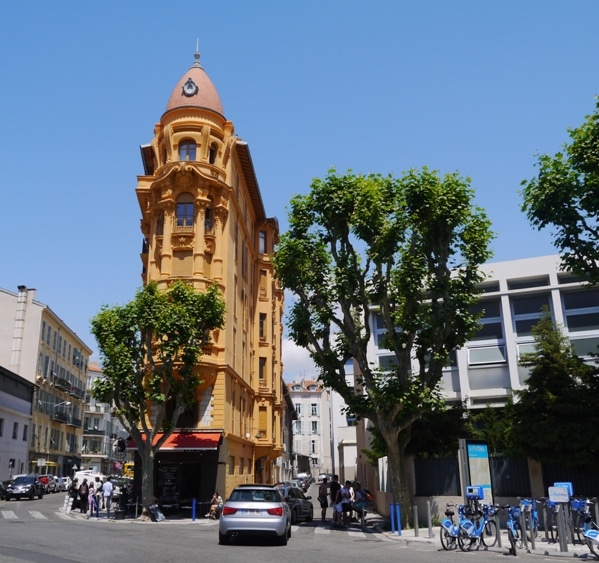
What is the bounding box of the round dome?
[165,52,224,117]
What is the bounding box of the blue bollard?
[396,503,402,536]
[390,503,396,533]
[192,497,196,521]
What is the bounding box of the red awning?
[127,432,221,451]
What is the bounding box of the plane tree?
[521,98,599,283]
[273,168,493,516]
[90,280,225,520]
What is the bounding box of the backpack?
[79,483,88,495]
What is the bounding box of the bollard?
[192,497,196,521]
[495,510,501,548]
[390,503,395,533]
[396,503,402,536]
[390,503,402,535]
[413,505,419,537]
[427,499,434,539]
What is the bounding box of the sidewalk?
[373,517,594,559]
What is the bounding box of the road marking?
[347,530,367,539]
[30,511,48,519]
[314,527,331,534]
[1,510,18,519]
[56,511,73,519]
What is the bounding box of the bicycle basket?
[512,507,521,518]
[571,499,586,511]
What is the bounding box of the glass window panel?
[562,289,599,310]
[511,294,550,315]
[471,322,503,341]
[515,318,544,337]
[471,298,501,318]
[570,337,599,357]
[468,346,506,365]
[566,312,599,332]
[378,355,397,370]
[517,342,537,358]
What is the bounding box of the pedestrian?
[329,475,342,528]
[94,476,103,517]
[79,478,90,513]
[87,482,95,519]
[102,476,114,517]
[67,478,79,513]
[318,477,329,522]
[352,482,368,520]
[341,480,353,526]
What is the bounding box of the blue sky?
[1,1,598,381]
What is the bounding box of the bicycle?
[457,503,499,551]
[502,504,523,556]
[439,503,465,550]
[571,497,598,544]
[519,498,539,541]
[540,497,560,543]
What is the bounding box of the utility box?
[465,485,484,501]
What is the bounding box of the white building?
[367,253,599,405]
[0,285,92,476]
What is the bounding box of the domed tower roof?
[164,50,224,117]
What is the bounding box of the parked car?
[56,476,71,492]
[0,480,7,500]
[39,474,57,493]
[218,484,291,545]
[5,475,44,500]
[275,484,314,524]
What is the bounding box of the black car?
[5,475,44,500]
[275,484,314,524]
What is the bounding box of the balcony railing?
[54,377,71,392]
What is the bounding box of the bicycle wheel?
[481,519,498,548]
[458,528,479,552]
[524,514,539,541]
[439,526,457,550]
[549,512,559,543]
[573,513,585,544]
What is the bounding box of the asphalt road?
[0,491,559,562]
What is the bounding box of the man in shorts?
[329,475,342,527]
[318,478,329,522]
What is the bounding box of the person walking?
[87,482,95,519]
[67,478,79,514]
[102,476,114,518]
[329,475,342,528]
[78,478,90,514]
[94,476,103,517]
[318,478,329,522]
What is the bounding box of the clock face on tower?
[182,78,199,97]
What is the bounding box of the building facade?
[0,285,91,477]
[367,254,599,408]
[0,366,35,480]
[133,49,284,500]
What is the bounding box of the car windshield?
[230,488,280,502]
[14,477,34,485]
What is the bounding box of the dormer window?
[178,139,196,161]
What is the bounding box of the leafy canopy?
[90,280,225,436]
[521,97,599,282]
[274,168,493,441]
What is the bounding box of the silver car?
[218,484,291,545]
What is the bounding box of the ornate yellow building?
[134,50,284,501]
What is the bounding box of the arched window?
[209,143,218,164]
[176,193,194,228]
[178,139,196,161]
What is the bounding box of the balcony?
[83,427,105,436]
[69,386,85,400]
[54,377,71,392]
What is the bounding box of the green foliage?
[90,280,225,436]
[274,168,493,497]
[521,97,599,283]
[468,402,515,456]
[510,310,599,467]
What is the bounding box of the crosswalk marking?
[30,511,48,519]
[314,527,331,534]
[1,510,18,519]
[56,511,74,520]
[347,530,367,538]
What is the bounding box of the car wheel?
[306,506,313,522]
[218,533,229,545]
[39,491,44,500]
[278,530,289,546]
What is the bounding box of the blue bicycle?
[519,498,539,541]
[502,504,523,556]
[458,503,499,551]
[440,503,467,550]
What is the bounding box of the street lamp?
[52,401,72,423]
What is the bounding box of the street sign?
[37,458,46,467]
[548,486,570,503]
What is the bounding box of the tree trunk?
[139,445,156,521]
[380,427,413,528]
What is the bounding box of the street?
[0,492,563,562]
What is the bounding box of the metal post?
[427,499,434,539]
[192,497,196,521]
[495,510,501,548]
[519,509,529,552]
[556,503,569,552]
[396,503,402,536]
[529,505,536,550]
[390,503,396,534]
[413,505,419,537]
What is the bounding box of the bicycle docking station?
[548,482,572,553]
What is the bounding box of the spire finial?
[193,39,202,68]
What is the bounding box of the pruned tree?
[521,98,599,283]
[511,309,599,467]
[273,168,493,518]
[90,280,225,520]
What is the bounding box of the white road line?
[1,510,18,519]
[30,511,48,519]
[347,530,367,539]
[314,527,331,534]
[56,511,73,519]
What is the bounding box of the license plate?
[240,509,261,515]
